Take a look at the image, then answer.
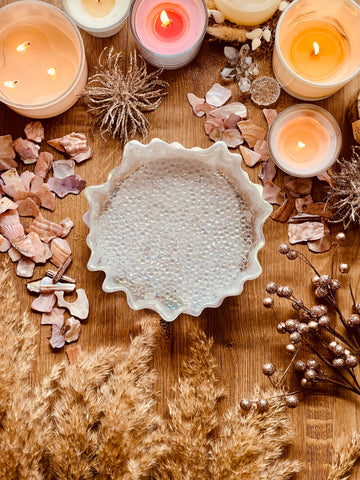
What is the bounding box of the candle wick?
[297,141,306,149]
[312,42,320,56]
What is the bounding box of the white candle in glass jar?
[273,0,360,100]
[62,0,131,37]
[214,0,280,26]
[0,1,87,119]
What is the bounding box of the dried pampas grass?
[0,258,300,479]
[328,434,360,480]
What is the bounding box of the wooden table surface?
[1,1,360,478]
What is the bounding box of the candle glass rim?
[275,0,360,89]
[61,0,131,35]
[0,0,86,113]
[268,103,342,178]
[129,0,208,60]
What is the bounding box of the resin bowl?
[83,139,272,321]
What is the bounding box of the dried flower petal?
[12,138,40,164]
[24,121,44,143]
[206,83,232,107]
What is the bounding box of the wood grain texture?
[1,1,360,478]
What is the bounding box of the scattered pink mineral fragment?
[262,109,278,128]
[237,120,266,148]
[258,159,276,184]
[47,174,86,198]
[284,176,312,197]
[24,121,44,143]
[16,197,40,217]
[262,183,286,205]
[0,135,17,171]
[27,213,65,242]
[34,151,53,179]
[66,345,82,364]
[206,83,232,107]
[12,138,40,164]
[186,93,205,117]
[55,289,89,320]
[16,257,35,278]
[51,237,72,267]
[52,160,75,179]
[49,324,65,349]
[0,209,24,240]
[48,132,92,163]
[41,307,65,328]
[253,139,270,162]
[240,146,262,167]
[209,102,247,120]
[288,221,325,244]
[221,129,244,148]
[64,317,81,343]
[31,293,57,313]
[20,171,35,191]
[0,234,11,253]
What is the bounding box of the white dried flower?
[208,9,225,23]
[251,38,262,51]
[246,28,263,40]
[262,28,271,43]
[279,1,290,11]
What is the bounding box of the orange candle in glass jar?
[268,105,342,178]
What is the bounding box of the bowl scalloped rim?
[83,138,272,321]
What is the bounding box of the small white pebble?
[251,37,262,51]
[246,28,263,40]
[262,28,271,43]
[279,1,290,11]
[209,9,225,23]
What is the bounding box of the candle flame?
[160,10,171,27]
[4,80,17,89]
[47,67,57,77]
[297,141,306,149]
[16,41,31,52]
[313,41,320,56]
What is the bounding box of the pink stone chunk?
[55,289,89,320]
[317,171,333,186]
[27,232,47,263]
[51,237,72,267]
[307,235,332,253]
[295,195,313,213]
[284,176,312,197]
[47,174,86,198]
[0,197,18,215]
[194,103,215,117]
[262,108,278,128]
[30,175,44,193]
[49,324,65,349]
[59,218,74,238]
[253,139,270,162]
[240,146,262,167]
[221,129,244,148]
[16,257,35,278]
[288,221,325,244]
[209,103,247,121]
[52,160,75,179]
[66,345,83,365]
[20,171,35,191]
[34,151,53,179]
[49,132,92,163]
[12,138,40,164]
[206,83,232,107]
[8,247,21,262]
[24,121,44,143]
[27,213,64,243]
[0,210,24,240]
[16,197,40,217]
[72,147,92,164]
[224,113,241,129]
[237,121,267,148]
[0,135,17,171]
[36,184,56,211]
[41,307,65,328]
[187,93,205,117]
[258,159,276,184]
[12,232,47,263]
[0,234,11,253]
[209,126,224,142]
[64,317,81,343]
[263,183,286,205]
[31,293,56,313]
[1,168,27,192]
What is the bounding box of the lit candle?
[62,0,131,37]
[0,1,87,119]
[130,0,208,69]
[273,0,360,100]
[268,105,342,178]
[214,0,281,26]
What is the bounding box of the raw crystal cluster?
[222,44,260,93]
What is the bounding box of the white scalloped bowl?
[83,139,272,321]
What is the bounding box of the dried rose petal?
[0,135,17,171]
[34,151,53,179]
[295,194,313,213]
[16,197,40,217]
[262,108,278,128]
[49,324,65,349]
[254,139,270,162]
[240,146,262,167]
[187,92,205,117]
[24,121,44,143]
[271,196,294,223]
[27,213,64,243]
[288,221,325,244]
[55,289,89,320]
[237,120,266,148]
[16,257,35,278]
[12,138,40,164]
[284,176,312,197]
[221,129,244,148]
[41,307,65,328]
[47,174,86,198]
[52,160,75,179]
[263,182,286,205]
[206,83,232,107]
[258,159,276,184]
[31,293,56,313]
